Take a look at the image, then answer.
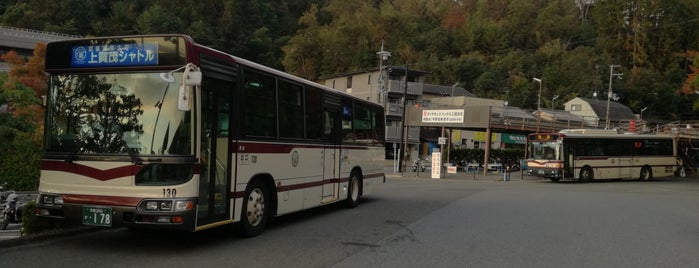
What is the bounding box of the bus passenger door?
[619,158,632,179]
[618,140,633,179]
[197,75,232,226]
[322,109,340,203]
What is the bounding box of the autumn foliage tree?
[0,43,46,190]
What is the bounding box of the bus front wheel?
[640,166,653,181]
[238,180,270,237]
[579,167,593,183]
[344,173,361,208]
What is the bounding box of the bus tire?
[345,173,361,208]
[640,166,653,181]
[579,166,593,183]
[238,180,270,237]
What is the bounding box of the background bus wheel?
[238,180,269,237]
[579,167,593,183]
[345,173,361,208]
[640,166,653,181]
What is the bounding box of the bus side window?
[305,87,323,140]
[341,104,354,143]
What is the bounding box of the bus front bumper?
[36,196,198,231]
[527,168,563,178]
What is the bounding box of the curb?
[0,225,99,249]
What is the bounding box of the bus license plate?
[82,206,113,227]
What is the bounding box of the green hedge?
[21,201,62,236]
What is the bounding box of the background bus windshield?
[45,72,193,156]
[528,140,560,160]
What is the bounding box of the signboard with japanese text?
[502,133,527,144]
[431,152,441,179]
[422,109,464,123]
[71,43,158,67]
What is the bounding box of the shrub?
[21,201,62,236]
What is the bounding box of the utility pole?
[605,65,623,129]
[400,63,408,173]
[376,41,391,106]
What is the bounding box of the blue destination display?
[71,43,158,67]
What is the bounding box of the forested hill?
[2,0,699,121]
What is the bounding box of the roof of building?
[495,106,537,120]
[534,108,583,122]
[0,26,80,50]
[567,97,636,121]
[0,26,80,72]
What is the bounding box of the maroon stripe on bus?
[528,160,563,165]
[229,172,384,199]
[235,142,372,154]
[41,161,141,181]
[62,194,142,207]
[576,157,610,160]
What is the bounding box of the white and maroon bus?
[527,129,677,182]
[36,35,386,236]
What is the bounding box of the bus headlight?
[39,194,63,206]
[140,199,194,212]
[160,201,173,211]
[145,201,159,211]
[175,200,194,211]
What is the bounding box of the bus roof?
[46,34,384,110]
[529,130,674,140]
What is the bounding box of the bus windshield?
[528,140,560,161]
[45,72,193,157]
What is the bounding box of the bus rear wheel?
[579,167,593,183]
[238,180,270,237]
[640,166,653,181]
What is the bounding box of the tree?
[135,4,185,34]
[0,44,47,190]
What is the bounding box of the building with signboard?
[319,65,474,162]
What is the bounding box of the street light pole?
[533,77,542,111]
[605,65,623,129]
[551,95,559,109]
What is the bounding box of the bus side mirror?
[178,85,192,111]
[178,64,200,111]
[184,70,201,86]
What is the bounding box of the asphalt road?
[2,173,699,268]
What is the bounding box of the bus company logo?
[73,46,87,63]
[291,150,299,167]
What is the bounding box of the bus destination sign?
[71,43,158,67]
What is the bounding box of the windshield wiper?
[121,139,143,165]
[65,146,82,163]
